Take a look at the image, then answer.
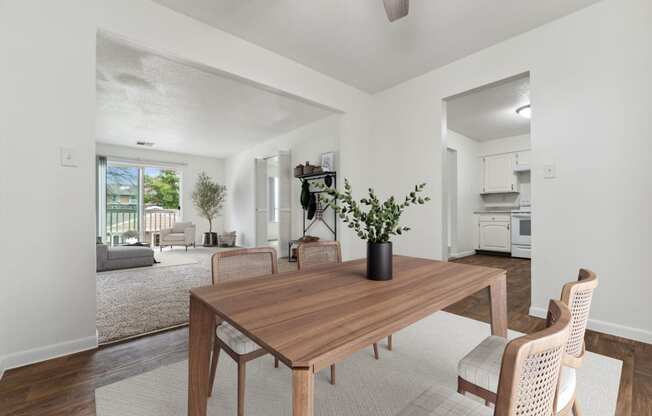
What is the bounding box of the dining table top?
[190,255,506,371]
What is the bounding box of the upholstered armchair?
[159,221,196,251]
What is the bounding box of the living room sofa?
[96,244,154,272]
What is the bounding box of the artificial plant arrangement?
[192,171,226,247]
[318,179,430,280]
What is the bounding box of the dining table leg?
[292,367,314,416]
[188,296,215,416]
[489,273,508,337]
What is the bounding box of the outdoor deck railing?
[106,205,179,244]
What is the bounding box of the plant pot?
[367,242,393,281]
[202,232,218,247]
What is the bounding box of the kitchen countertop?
[473,209,515,214]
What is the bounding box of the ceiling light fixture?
[516,104,531,119]
[136,140,155,147]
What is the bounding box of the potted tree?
[319,179,430,281]
[192,172,226,247]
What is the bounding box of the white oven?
[511,210,531,258]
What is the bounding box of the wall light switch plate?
[543,164,556,179]
[60,147,77,167]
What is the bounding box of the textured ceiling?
[96,35,336,158]
[447,75,530,141]
[151,0,601,92]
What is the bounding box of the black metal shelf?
[295,170,337,180]
[298,171,337,241]
[288,171,338,262]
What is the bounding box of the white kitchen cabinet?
[515,150,531,166]
[478,214,511,252]
[514,150,531,172]
[482,153,517,193]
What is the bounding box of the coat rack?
[297,171,337,241]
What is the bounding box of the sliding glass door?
[100,160,181,246]
[143,167,181,245]
[106,165,141,245]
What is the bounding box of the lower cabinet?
[478,214,511,253]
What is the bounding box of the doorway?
[442,72,533,328]
[442,72,531,261]
[255,152,291,257]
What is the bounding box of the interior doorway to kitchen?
[441,72,533,326]
[442,73,532,262]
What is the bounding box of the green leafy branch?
[317,179,430,243]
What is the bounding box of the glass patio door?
[142,167,181,245]
[100,161,182,246]
[106,164,141,245]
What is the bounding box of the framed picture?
[320,152,335,172]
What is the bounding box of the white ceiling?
[446,75,530,141]
[151,0,601,93]
[96,35,336,158]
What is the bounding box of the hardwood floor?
[0,254,649,415]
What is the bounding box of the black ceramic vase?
[367,242,393,281]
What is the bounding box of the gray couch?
[96,244,154,272]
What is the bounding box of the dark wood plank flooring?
[0,254,649,415]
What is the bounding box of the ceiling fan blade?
[383,0,409,22]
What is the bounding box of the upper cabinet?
[482,153,517,194]
[514,150,531,172]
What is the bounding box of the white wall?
[478,134,531,156]
[96,143,226,240]
[371,0,652,342]
[225,115,341,247]
[446,130,482,257]
[0,323,5,379]
[0,0,99,370]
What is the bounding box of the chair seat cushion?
[458,336,577,411]
[458,335,507,393]
[162,233,186,242]
[398,385,492,416]
[216,322,261,355]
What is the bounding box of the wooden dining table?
[187,255,508,416]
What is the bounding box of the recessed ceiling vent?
[136,140,155,147]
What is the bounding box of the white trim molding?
[0,356,6,381]
[2,335,98,373]
[529,306,652,344]
[449,250,476,260]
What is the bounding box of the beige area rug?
[95,312,621,416]
[96,247,297,344]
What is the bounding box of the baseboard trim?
[2,335,98,372]
[449,250,475,259]
[529,306,652,344]
[0,355,5,381]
